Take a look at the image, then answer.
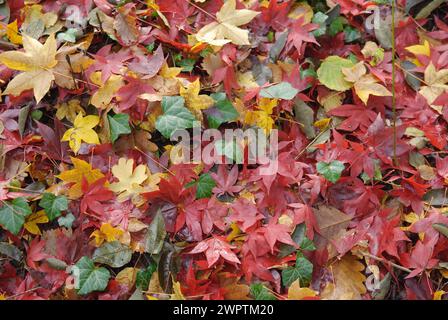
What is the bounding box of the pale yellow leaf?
[419,63,448,105]
[109,158,149,203]
[0,34,58,103]
[353,74,391,104]
[196,0,259,46]
[288,280,317,300]
[116,267,137,289]
[90,73,123,109]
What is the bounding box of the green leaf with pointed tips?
[75,256,111,295]
[108,113,131,143]
[156,96,195,139]
[196,173,216,199]
[39,193,68,221]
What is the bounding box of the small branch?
[361,251,412,273]
[5,286,42,300]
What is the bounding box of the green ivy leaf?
[206,93,239,129]
[58,212,76,228]
[260,82,299,100]
[177,58,196,72]
[317,160,345,183]
[156,96,196,139]
[329,16,345,36]
[250,283,277,300]
[344,25,361,43]
[312,12,328,37]
[196,173,216,199]
[75,256,111,295]
[0,197,32,235]
[108,113,131,143]
[300,237,316,251]
[39,193,68,221]
[136,262,157,291]
[215,139,243,163]
[92,241,133,268]
[317,56,355,91]
[281,252,313,287]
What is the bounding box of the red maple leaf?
[88,45,132,83]
[210,165,243,197]
[26,238,52,270]
[260,220,297,253]
[287,17,319,56]
[229,198,263,232]
[259,0,291,32]
[80,177,114,217]
[189,236,240,267]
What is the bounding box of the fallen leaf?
[321,255,367,300]
[61,113,100,154]
[196,0,259,46]
[57,157,105,199]
[0,34,58,103]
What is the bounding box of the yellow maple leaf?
[180,79,214,120]
[342,62,391,104]
[406,40,431,56]
[0,293,6,300]
[159,63,182,78]
[226,222,242,242]
[288,280,317,300]
[171,280,186,300]
[196,0,259,46]
[61,113,100,154]
[401,212,425,240]
[56,99,85,123]
[406,40,431,66]
[321,254,367,300]
[109,158,148,203]
[57,157,105,199]
[5,20,23,45]
[90,222,124,247]
[433,290,445,300]
[237,71,259,91]
[23,5,58,31]
[0,34,58,103]
[24,210,49,235]
[419,62,448,105]
[244,98,277,134]
[90,72,123,109]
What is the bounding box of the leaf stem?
[391,0,398,166]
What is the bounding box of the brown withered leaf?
[114,5,139,47]
[314,205,351,241]
[321,254,367,300]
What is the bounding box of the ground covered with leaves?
[0,0,448,300]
